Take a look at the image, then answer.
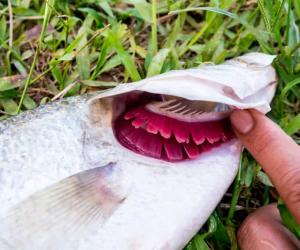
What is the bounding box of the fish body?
[0,94,241,249]
[0,53,276,249]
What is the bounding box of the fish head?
[71,52,276,248]
[0,52,277,250]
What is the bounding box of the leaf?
[258,0,272,32]
[149,0,158,57]
[284,114,300,135]
[98,1,114,18]
[278,200,300,240]
[126,0,152,23]
[280,77,300,100]
[0,79,15,92]
[23,95,37,110]
[91,38,110,79]
[210,213,231,249]
[147,48,170,77]
[0,99,18,114]
[13,7,37,17]
[80,80,118,87]
[17,0,55,113]
[135,45,147,58]
[285,0,300,51]
[58,53,74,61]
[61,33,85,56]
[170,6,272,54]
[78,7,104,28]
[22,50,34,60]
[0,75,25,91]
[19,0,31,8]
[191,234,210,250]
[187,213,224,250]
[163,14,183,49]
[108,27,141,81]
[257,170,273,187]
[98,55,122,75]
[0,89,18,99]
[171,7,239,20]
[240,159,257,188]
[55,33,86,62]
[0,16,7,44]
[76,15,93,80]
[225,224,238,250]
[12,59,28,76]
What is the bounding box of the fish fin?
[0,162,128,250]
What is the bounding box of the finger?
[230,109,300,224]
[238,204,300,250]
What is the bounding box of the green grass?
[0,0,300,249]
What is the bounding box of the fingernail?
[230,110,254,134]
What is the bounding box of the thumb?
[230,109,300,224]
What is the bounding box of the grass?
[0,0,300,249]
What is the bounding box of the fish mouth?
[112,93,234,162]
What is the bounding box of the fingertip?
[230,109,254,134]
[231,109,300,227]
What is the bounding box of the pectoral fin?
[0,162,128,250]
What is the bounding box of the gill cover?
[92,52,276,112]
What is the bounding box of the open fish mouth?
[90,52,276,162]
[90,52,277,163]
[113,93,234,162]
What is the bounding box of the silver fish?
[0,53,276,250]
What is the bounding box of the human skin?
[230,109,300,250]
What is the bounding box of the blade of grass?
[7,0,13,48]
[151,0,158,55]
[80,80,118,87]
[226,155,242,226]
[171,7,272,55]
[91,38,109,80]
[280,77,300,100]
[76,16,92,80]
[272,0,286,31]
[0,99,18,114]
[258,0,271,33]
[5,0,13,76]
[278,199,300,240]
[147,48,170,77]
[17,0,55,113]
[97,55,122,75]
[187,215,218,250]
[29,26,109,87]
[108,27,141,81]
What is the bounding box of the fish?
[0,52,277,250]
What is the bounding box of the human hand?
[230,109,300,250]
